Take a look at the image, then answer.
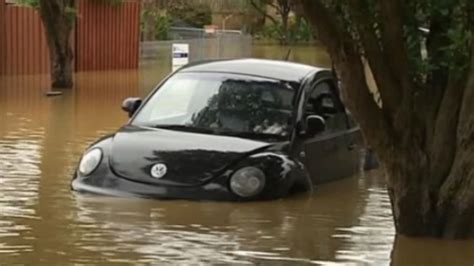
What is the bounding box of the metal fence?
[140,27,252,63]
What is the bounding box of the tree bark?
[249,0,292,45]
[280,12,289,45]
[0,1,6,75]
[300,0,474,238]
[249,0,278,25]
[38,0,74,89]
[276,0,291,45]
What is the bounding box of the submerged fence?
[140,27,252,63]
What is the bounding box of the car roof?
[179,58,328,83]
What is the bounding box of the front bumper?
[71,150,304,201]
[71,173,239,201]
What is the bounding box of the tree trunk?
[0,1,6,75]
[300,0,474,239]
[38,0,74,89]
[383,137,474,238]
[280,13,289,45]
[378,32,474,239]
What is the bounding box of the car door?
[302,78,357,184]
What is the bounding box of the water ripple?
[0,128,44,256]
[333,185,395,265]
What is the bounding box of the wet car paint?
[72,127,308,201]
[110,125,274,187]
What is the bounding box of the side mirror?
[122,97,142,118]
[305,115,325,137]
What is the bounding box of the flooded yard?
[0,45,473,265]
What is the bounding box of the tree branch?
[428,72,467,194]
[347,0,402,118]
[249,0,277,25]
[424,5,457,142]
[267,1,281,12]
[275,0,291,16]
[378,1,412,110]
[300,0,393,152]
[436,20,474,236]
[457,4,474,141]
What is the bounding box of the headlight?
[230,167,266,197]
[79,148,102,176]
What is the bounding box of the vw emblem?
[150,163,167,179]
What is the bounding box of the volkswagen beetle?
[72,59,364,201]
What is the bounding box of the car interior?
[305,80,348,134]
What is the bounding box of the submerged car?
[72,59,365,201]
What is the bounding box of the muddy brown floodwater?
[1,45,473,265]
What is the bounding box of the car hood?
[109,125,273,186]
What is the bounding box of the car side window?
[305,79,348,134]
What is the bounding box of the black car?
[72,59,365,201]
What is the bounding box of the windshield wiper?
[219,131,287,140]
[148,124,286,139]
[152,124,216,134]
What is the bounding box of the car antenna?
[284,48,292,61]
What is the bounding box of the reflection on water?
[1,46,474,265]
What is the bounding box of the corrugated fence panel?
[76,0,141,71]
[1,4,50,75]
[0,0,140,76]
[0,0,6,75]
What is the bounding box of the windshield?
[132,72,295,138]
